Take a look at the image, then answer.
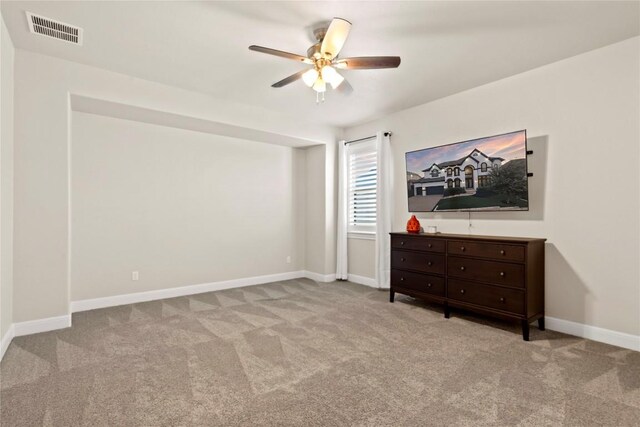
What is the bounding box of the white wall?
[71,112,306,301]
[323,140,338,275]
[13,50,339,323]
[303,140,340,278]
[347,237,375,279]
[344,37,640,337]
[0,13,14,341]
[304,145,327,275]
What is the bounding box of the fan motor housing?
[312,26,327,42]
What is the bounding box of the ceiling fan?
[249,18,401,103]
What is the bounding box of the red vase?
[406,215,421,234]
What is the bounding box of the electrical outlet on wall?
[286,256,291,264]
[132,271,139,281]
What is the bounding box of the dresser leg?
[389,290,395,303]
[538,317,545,331]
[522,320,530,341]
[444,304,450,319]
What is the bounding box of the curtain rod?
[344,131,392,145]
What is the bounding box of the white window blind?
[347,140,377,233]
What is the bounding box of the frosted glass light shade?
[302,69,319,87]
[322,66,344,89]
[312,78,326,93]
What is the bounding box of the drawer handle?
[460,246,466,251]
[500,250,505,255]
[460,289,465,294]
[400,241,405,246]
[427,261,433,266]
[400,277,405,281]
[500,271,505,277]
[428,243,432,248]
[499,297,505,302]
[427,283,432,288]
[401,258,406,262]
[460,266,465,271]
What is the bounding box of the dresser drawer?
[448,256,524,287]
[448,279,525,314]
[391,269,445,297]
[448,240,525,262]
[392,250,445,275]
[391,235,445,253]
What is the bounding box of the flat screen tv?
[405,130,529,212]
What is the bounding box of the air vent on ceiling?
[26,12,83,45]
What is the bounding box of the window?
[447,179,453,188]
[478,176,490,187]
[481,162,487,172]
[454,167,460,176]
[348,140,377,233]
[447,168,452,177]
[431,169,439,177]
[454,178,461,188]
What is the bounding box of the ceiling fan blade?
[333,56,401,69]
[320,18,351,58]
[336,78,353,95]
[249,45,313,64]
[271,69,307,88]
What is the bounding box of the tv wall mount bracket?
[526,150,533,177]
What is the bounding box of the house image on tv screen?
[405,130,529,212]
[413,149,504,196]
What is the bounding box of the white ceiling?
[2,1,638,128]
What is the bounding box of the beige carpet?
[1,278,639,426]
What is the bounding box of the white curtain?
[336,140,349,280]
[375,131,393,288]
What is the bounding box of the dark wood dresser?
[390,232,546,340]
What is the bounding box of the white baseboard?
[348,274,379,288]
[546,316,640,352]
[71,270,306,312]
[1,324,15,360]
[13,315,71,337]
[303,271,336,283]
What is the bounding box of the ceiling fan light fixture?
[312,78,326,93]
[321,65,344,89]
[302,69,319,87]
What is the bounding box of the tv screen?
[405,130,529,212]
